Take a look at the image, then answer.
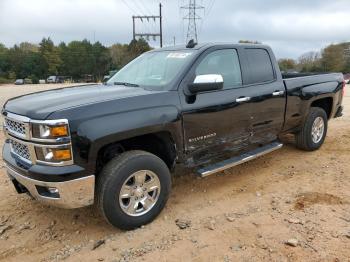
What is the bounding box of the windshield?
[107,50,194,90]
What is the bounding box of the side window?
[195,49,242,89]
[246,48,275,84]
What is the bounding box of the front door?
[179,48,253,166]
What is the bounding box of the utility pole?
[132,3,163,47]
[181,0,204,43]
[159,3,163,48]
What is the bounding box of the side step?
[197,141,283,177]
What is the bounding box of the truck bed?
[283,73,343,90]
[282,72,344,132]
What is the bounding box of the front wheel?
[295,107,328,151]
[96,150,171,230]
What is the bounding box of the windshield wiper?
[114,82,139,87]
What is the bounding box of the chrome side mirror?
[188,74,224,94]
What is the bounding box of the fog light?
[48,187,59,194]
[52,149,71,161]
[36,185,60,198]
[35,147,72,163]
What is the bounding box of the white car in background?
[14,79,24,85]
[47,75,57,83]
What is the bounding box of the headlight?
[35,146,72,163]
[39,125,68,137]
[31,119,72,165]
[31,120,70,140]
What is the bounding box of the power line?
[136,0,157,34]
[181,0,204,43]
[131,1,154,35]
[120,0,139,15]
[206,0,216,18]
[199,0,216,35]
[137,0,153,15]
[132,0,148,15]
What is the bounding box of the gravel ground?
[0,84,349,262]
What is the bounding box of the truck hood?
[4,84,165,119]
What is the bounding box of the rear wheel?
[96,150,171,230]
[295,107,328,151]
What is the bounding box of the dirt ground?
[0,84,349,262]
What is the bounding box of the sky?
[0,0,350,59]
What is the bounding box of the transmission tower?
[181,0,204,43]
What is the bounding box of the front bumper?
[5,164,95,209]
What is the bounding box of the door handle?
[272,91,284,96]
[236,97,251,103]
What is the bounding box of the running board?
[197,142,283,177]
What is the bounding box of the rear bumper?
[5,164,95,209]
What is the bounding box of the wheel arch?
[94,130,178,175]
[310,97,333,119]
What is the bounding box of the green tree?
[278,58,297,72]
[321,44,345,72]
[92,42,112,81]
[21,52,46,82]
[3,43,47,80]
[109,43,129,70]
[109,39,151,71]
[19,42,39,52]
[298,51,323,72]
[128,38,151,60]
[59,39,95,79]
[1,37,150,83]
[0,43,10,77]
[39,37,62,75]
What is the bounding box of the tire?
[96,150,171,230]
[295,107,328,151]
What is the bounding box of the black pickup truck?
[2,43,345,229]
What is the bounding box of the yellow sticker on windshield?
[167,53,192,59]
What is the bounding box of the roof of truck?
[152,42,269,52]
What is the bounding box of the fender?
[48,90,184,172]
[84,106,183,168]
[283,74,343,132]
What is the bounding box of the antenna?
[186,39,197,48]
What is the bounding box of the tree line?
[278,42,350,73]
[0,38,151,83]
[1,38,349,84]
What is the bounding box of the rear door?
[243,48,286,144]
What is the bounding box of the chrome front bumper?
[6,165,95,209]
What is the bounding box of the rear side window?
[246,49,275,84]
[195,49,242,89]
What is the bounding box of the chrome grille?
[10,139,31,162]
[3,111,73,167]
[5,117,26,136]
